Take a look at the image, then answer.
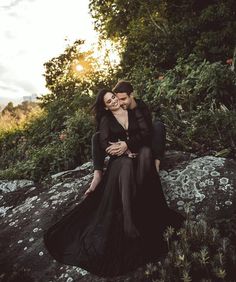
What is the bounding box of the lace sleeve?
[98,115,110,151]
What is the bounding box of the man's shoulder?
[134,98,148,109]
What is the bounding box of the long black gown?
[43,109,184,277]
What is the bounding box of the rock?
[0,180,35,194]
[0,151,236,281]
[50,162,92,180]
[161,150,198,170]
[160,155,236,221]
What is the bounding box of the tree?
[2,102,14,115]
[89,0,236,79]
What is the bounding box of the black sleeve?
[126,108,151,152]
[98,115,110,151]
[140,101,153,130]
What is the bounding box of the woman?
[43,89,184,277]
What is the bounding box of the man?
[85,80,166,195]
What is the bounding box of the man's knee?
[153,120,166,134]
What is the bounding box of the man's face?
[115,92,132,110]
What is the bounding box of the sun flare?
[75,64,84,72]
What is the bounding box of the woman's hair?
[91,88,113,125]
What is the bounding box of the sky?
[0,0,98,104]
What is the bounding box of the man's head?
[112,80,134,110]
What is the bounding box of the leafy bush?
[90,0,236,79]
[0,40,113,180]
[0,108,94,182]
[0,101,42,135]
[137,55,236,158]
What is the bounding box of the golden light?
[93,40,120,70]
[75,64,84,72]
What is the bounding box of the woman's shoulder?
[99,112,112,125]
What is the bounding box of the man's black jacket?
[135,98,153,131]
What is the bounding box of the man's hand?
[106,141,128,156]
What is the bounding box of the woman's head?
[92,88,120,123]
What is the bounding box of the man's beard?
[121,105,128,110]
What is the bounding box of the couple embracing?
[85,80,166,196]
[43,81,184,277]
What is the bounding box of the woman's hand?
[106,141,128,156]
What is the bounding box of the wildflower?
[199,247,209,265]
[192,252,198,261]
[166,226,175,237]
[226,58,233,65]
[163,226,175,249]
[179,254,185,261]
[145,263,157,276]
[215,267,226,279]
[200,220,207,236]
[181,270,192,282]
[217,252,224,265]
[59,133,67,141]
[211,228,219,242]
[221,238,228,253]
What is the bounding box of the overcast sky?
[0,0,97,102]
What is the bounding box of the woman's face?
[103,92,120,111]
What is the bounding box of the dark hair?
[112,80,134,96]
[91,88,113,125]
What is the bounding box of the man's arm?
[136,99,165,172]
[135,99,153,130]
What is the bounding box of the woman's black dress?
[43,109,184,277]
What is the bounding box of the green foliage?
[0,129,26,169]
[144,218,236,281]
[0,108,94,182]
[41,39,115,107]
[136,55,236,157]
[0,40,116,181]
[89,0,236,78]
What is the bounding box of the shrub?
[0,109,94,182]
[137,55,236,157]
[144,218,236,281]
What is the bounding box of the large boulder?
[0,151,235,282]
[161,154,236,219]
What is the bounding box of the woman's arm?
[98,115,110,151]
